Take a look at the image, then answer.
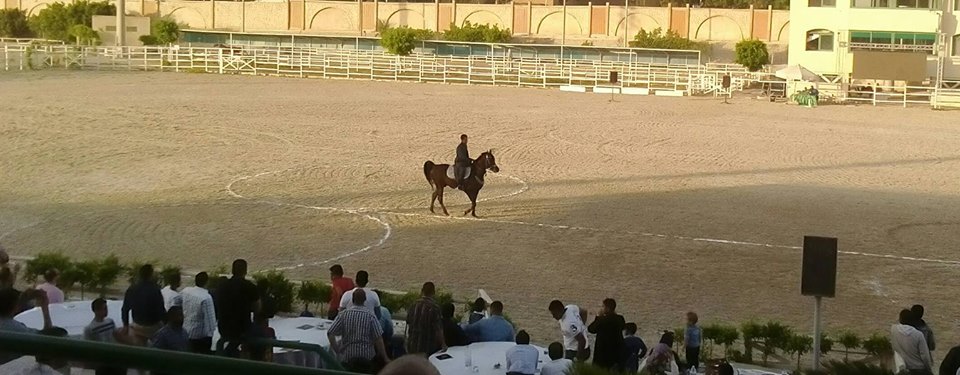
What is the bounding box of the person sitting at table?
[246,313,275,362]
[463,301,514,342]
[328,289,390,373]
[540,342,574,375]
[468,298,487,324]
[506,330,539,375]
[441,303,468,347]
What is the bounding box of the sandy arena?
[1,71,959,348]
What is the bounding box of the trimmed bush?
[0,9,32,38]
[443,21,511,43]
[158,265,182,287]
[759,321,793,366]
[60,260,97,299]
[380,26,433,56]
[734,39,770,72]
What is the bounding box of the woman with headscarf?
[645,331,678,375]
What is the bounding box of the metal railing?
[0,331,357,375]
[2,44,737,94]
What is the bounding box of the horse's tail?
[423,161,435,187]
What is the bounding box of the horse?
[422,150,500,217]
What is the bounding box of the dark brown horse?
[423,150,500,217]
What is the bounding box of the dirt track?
[1,71,959,349]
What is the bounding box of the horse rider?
[455,134,471,190]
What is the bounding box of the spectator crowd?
[1,246,959,375]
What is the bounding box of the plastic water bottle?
[464,345,472,368]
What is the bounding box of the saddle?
[445,164,471,180]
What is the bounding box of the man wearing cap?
[328,265,355,320]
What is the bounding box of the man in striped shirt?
[84,298,125,375]
[405,282,446,356]
[180,272,217,354]
[327,289,390,373]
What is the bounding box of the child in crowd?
[622,322,648,374]
[685,312,702,373]
[83,298,127,375]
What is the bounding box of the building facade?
[788,0,960,82]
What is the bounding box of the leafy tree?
[443,21,511,43]
[0,9,32,38]
[734,38,770,72]
[784,334,813,370]
[741,321,763,363]
[151,18,179,45]
[92,255,123,296]
[820,333,835,355]
[630,27,707,52]
[862,333,893,360]
[69,24,99,45]
[24,252,72,284]
[29,1,115,42]
[252,270,295,313]
[837,331,862,361]
[61,260,98,299]
[296,280,331,315]
[379,26,433,56]
[758,321,793,366]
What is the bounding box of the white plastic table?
[15,300,124,338]
[429,342,548,375]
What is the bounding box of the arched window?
[806,30,835,51]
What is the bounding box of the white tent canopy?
[774,64,823,82]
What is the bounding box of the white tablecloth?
[16,301,334,369]
[429,342,548,375]
[211,316,334,368]
[15,300,125,338]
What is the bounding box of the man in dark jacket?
[912,305,936,352]
[588,298,626,371]
[454,134,470,190]
[940,345,960,375]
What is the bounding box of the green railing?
[0,331,359,375]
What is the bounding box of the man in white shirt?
[339,271,381,318]
[83,298,126,375]
[505,330,539,375]
[180,272,217,355]
[541,342,574,375]
[548,300,590,361]
[161,272,182,312]
[891,309,933,375]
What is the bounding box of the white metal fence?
[1,43,762,96]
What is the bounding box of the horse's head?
[478,150,499,173]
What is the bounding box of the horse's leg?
[464,190,478,217]
[438,187,450,216]
[429,187,437,214]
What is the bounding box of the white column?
[116,0,125,46]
